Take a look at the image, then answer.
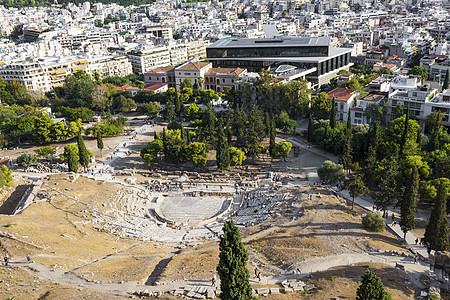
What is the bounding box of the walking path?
[339,190,429,259]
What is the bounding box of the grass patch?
[362,265,370,269]
[4,223,15,228]
[387,278,395,282]
[132,256,140,261]
[346,211,357,217]
[326,276,336,281]
[300,290,314,295]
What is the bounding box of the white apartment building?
[387,75,438,121]
[87,55,132,78]
[126,46,171,74]
[351,94,385,125]
[0,60,51,92]
[39,56,90,88]
[186,40,209,61]
[425,90,450,127]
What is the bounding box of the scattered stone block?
[284,287,293,292]
[206,289,215,299]
[174,289,184,296]
[257,287,270,295]
[305,284,315,291]
[187,291,196,297]
[270,288,280,294]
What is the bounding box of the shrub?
[16,153,37,167]
[362,212,386,232]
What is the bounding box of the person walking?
[4,254,9,267]
[212,273,216,287]
[257,271,262,283]
[254,267,258,279]
[26,254,31,263]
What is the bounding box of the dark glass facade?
[207,46,329,59]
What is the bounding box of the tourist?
[415,238,418,245]
[212,273,216,287]
[414,255,418,264]
[26,254,31,263]
[257,271,262,282]
[254,267,258,278]
[296,268,301,276]
[4,254,9,266]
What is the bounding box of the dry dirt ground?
[0,174,421,299]
[0,119,430,299]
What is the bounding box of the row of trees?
[312,90,449,250]
[0,105,84,146]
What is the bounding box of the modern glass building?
[206,36,353,86]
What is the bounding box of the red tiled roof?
[206,67,246,76]
[146,66,175,73]
[327,88,355,102]
[178,62,210,70]
[145,83,167,91]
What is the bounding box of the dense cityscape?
[0,0,449,299]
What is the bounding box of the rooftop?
[206,67,246,75]
[327,87,355,102]
[208,36,331,49]
[178,62,211,70]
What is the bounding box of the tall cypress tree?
[96,130,104,158]
[443,69,449,90]
[77,132,89,169]
[162,128,168,158]
[269,118,276,157]
[217,220,252,300]
[307,113,314,142]
[67,147,78,173]
[424,180,450,253]
[216,119,230,169]
[180,123,186,146]
[347,109,352,133]
[399,165,418,238]
[356,269,392,300]
[264,112,270,137]
[329,97,337,129]
[399,106,409,155]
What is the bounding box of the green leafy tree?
[163,101,176,122]
[179,78,193,90]
[356,269,393,300]
[443,69,449,90]
[310,92,331,120]
[185,103,200,119]
[0,165,13,190]
[329,97,337,129]
[163,129,185,164]
[216,120,230,169]
[373,155,399,214]
[16,153,37,167]
[185,142,207,167]
[408,66,428,82]
[140,139,163,166]
[399,165,419,238]
[77,133,90,169]
[362,212,386,232]
[96,130,104,158]
[271,142,292,161]
[229,147,246,166]
[317,160,345,185]
[274,112,297,134]
[63,71,95,109]
[67,146,78,173]
[217,220,252,300]
[345,174,369,210]
[34,146,56,158]
[424,180,450,252]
